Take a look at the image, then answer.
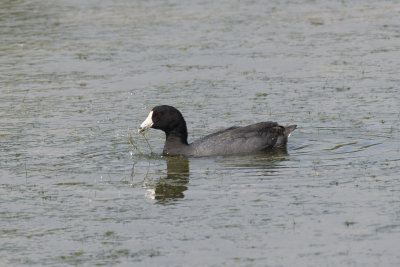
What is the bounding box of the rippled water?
[1,0,400,266]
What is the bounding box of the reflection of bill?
[145,157,189,204]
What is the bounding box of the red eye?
[157,112,163,118]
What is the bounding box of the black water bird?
[139,105,296,157]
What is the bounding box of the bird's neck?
[163,134,190,156]
[165,120,188,145]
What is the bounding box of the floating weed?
[60,250,86,264]
[250,92,268,101]
[345,221,356,227]
[73,251,84,257]
[55,182,89,186]
[148,249,161,257]
[129,130,153,156]
[2,229,17,235]
[233,257,256,263]
[309,18,324,25]
[255,92,268,97]
[115,249,130,256]
[105,231,115,237]
[336,87,351,92]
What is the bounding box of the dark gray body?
[163,122,296,157]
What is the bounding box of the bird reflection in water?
[143,147,289,203]
[146,156,189,204]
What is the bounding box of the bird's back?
[188,122,294,156]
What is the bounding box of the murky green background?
[1,0,400,265]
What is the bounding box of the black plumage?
[139,105,296,157]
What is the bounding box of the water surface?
[1,0,400,266]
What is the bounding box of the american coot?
[139,105,296,157]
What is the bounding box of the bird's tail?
[284,125,297,138]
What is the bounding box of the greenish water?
[1,0,400,266]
